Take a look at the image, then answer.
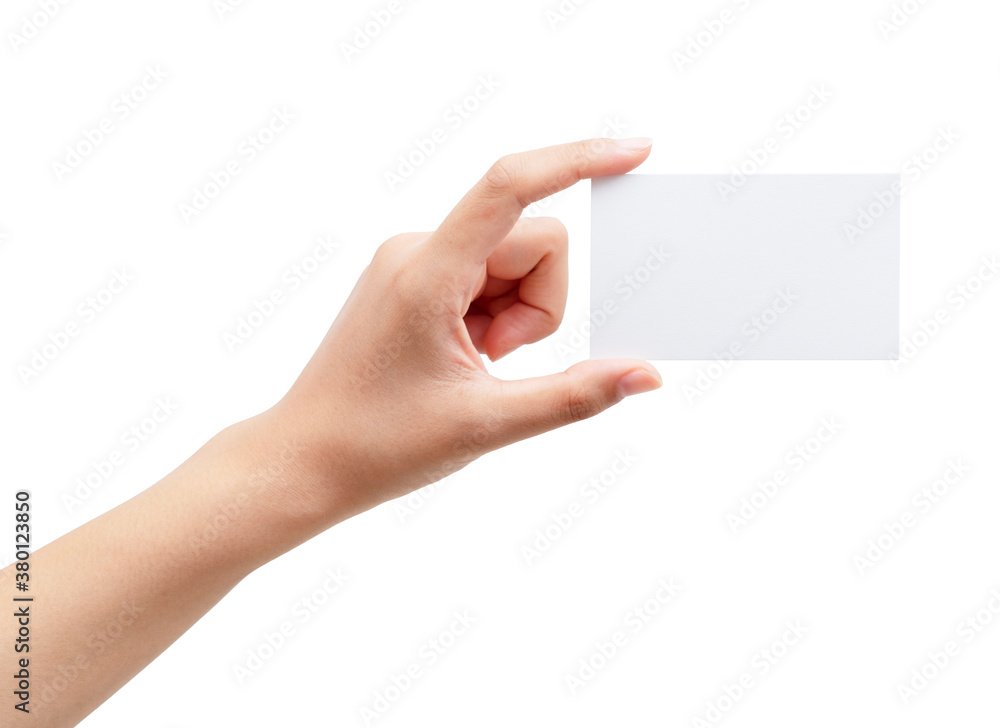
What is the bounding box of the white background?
[1,0,998,726]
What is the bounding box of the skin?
[2,138,661,726]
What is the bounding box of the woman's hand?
[7,138,662,728]
[275,138,662,521]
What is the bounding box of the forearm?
[2,409,336,727]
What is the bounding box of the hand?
[5,139,663,727]
[273,138,663,520]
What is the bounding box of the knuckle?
[550,216,569,237]
[563,383,603,424]
[541,310,562,336]
[481,157,517,198]
[520,216,568,255]
[372,236,400,265]
[375,233,412,258]
[372,235,422,295]
[555,165,580,190]
[543,217,569,250]
[577,138,607,159]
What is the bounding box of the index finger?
[430,137,652,267]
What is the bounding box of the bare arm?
[2,138,661,727]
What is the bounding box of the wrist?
[235,401,366,529]
[196,410,347,570]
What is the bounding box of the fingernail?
[617,368,662,398]
[614,137,653,152]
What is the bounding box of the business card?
[590,174,900,360]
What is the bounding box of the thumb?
[494,359,662,443]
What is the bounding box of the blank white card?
[590,174,900,360]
